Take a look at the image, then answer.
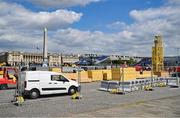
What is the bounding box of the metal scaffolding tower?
[152,35,164,73]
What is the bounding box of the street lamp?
[60,52,63,72]
[176,48,180,86]
[151,66,153,87]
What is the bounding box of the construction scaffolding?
[152,35,164,74]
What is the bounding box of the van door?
[40,73,56,95]
[50,75,70,94]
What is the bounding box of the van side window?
[58,75,69,82]
[51,75,69,82]
[51,75,59,81]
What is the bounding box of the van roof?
[24,71,60,75]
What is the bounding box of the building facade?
[62,54,79,66]
[0,51,79,67]
[0,51,148,67]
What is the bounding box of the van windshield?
[59,75,69,82]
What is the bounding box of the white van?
[21,71,79,99]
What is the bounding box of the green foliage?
[126,58,137,65]
[112,58,137,66]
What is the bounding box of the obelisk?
[42,28,48,67]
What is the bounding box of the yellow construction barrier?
[111,67,152,81]
[111,68,121,81]
[88,70,103,82]
[144,85,153,91]
[50,67,61,73]
[80,71,92,83]
[110,89,124,94]
[156,82,166,87]
[102,70,112,80]
[63,71,91,83]
[71,92,82,99]
[17,96,24,106]
[0,71,3,75]
[62,67,156,83]
[12,96,24,106]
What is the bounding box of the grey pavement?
[0,82,180,117]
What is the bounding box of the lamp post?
[151,66,153,87]
[176,48,180,87]
[122,66,124,93]
[60,53,63,72]
[77,66,81,96]
[176,48,180,66]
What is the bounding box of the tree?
[126,58,137,65]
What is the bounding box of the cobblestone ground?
[0,82,180,117]
[73,95,180,117]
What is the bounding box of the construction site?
[0,28,180,117]
[1,0,180,117]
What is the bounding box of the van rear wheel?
[68,86,77,95]
[29,89,40,99]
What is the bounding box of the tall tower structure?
[42,28,48,67]
[152,35,164,73]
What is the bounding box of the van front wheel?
[29,89,40,99]
[68,86,77,95]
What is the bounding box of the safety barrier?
[167,77,179,87]
[99,80,142,92]
[99,81,119,91]
[99,77,180,93]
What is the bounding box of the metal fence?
[99,77,180,92]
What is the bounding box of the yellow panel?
[50,67,61,73]
[90,70,103,81]
[80,71,92,82]
[102,70,112,80]
[0,71,3,75]
[63,71,92,83]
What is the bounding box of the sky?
[0,0,180,56]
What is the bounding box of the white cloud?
[106,21,127,30]
[126,1,180,56]
[29,0,100,8]
[51,28,118,54]
[167,0,180,5]
[101,0,180,56]
[0,2,83,30]
[47,27,151,56]
[0,1,82,52]
[129,7,180,22]
[0,0,180,56]
[0,28,42,52]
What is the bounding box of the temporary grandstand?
[76,55,119,66]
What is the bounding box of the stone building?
[0,51,79,67]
